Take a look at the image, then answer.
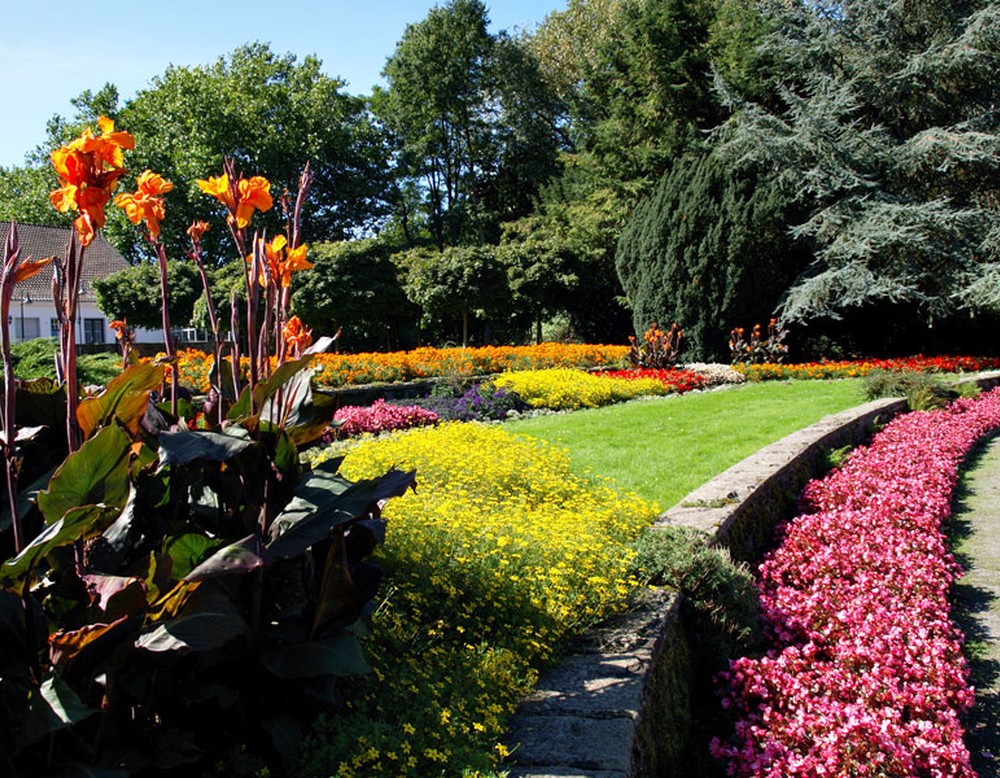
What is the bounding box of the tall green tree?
[93,260,202,331]
[292,239,419,352]
[374,0,562,247]
[616,150,810,360]
[106,43,391,263]
[715,0,1000,326]
[398,244,511,346]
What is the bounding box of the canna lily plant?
[0,120,414,776]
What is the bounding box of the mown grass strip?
[503,379,868,509]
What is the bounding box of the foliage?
[293,239,419,352]
[330,399,439,438]
[10,338,120,386]
[94,42,393,263]
[499,168,634,343]
[93,258,202,331]
[729,319,789,365]
[616,149,810,361]
[628,322,684,368]
[299,422,656,776]
[0,118,413,776]
[713,390,1000,775]
[0,165,72,227]
[629,525,763,663]
[492,367,666,410]
[714,0,1000,326]
[397,244,511,347]
[862,368,959,411]
[374,0,562,247]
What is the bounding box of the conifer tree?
[616,151,810,360]
[715,0,1000,323]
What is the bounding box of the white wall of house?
[9,300,166,346]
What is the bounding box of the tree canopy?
[374,0,563,247]
[714,0,1000,324]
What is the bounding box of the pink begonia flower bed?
[712,388,1000,777]
[332,399,439,437]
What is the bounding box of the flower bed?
[738,355,1000,382]
[331,398,439,437]
[712,389,1000,776]
[492,368,668,410]
[173,343,630,392]
[600,367,709,393]
[300,423,656,776]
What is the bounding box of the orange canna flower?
[49,116,134,247]
[115,169,173,239]
[235,176,272,228]
[187,220,210,242]
[198,171,272,228]
[282,315,313,355]
[197,173,235,212]
[258,234,313,288]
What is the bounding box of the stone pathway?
[952,432,1000,775]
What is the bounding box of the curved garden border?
[503,372,1000,778]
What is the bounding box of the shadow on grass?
[951,434,1000,774]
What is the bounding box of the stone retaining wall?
[503,373,1000,777]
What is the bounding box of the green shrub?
[629,525,763,663]
[10,338,121,387]
[863,368,958,410]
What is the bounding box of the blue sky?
[0,0,567,169]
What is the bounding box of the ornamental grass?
[713,389,1000,777]
[299,422,656,777]
[492,367,667,410]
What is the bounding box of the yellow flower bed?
[301,423,656,777]
[492,367,666,410]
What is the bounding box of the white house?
[0,223,166,346]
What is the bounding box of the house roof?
[0,222,129,303]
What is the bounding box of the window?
[50,318,59,337]
[14,317,40,341]
[83,318,105,345]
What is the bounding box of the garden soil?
[952,431,1000,775]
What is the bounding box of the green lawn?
[502,379,868,510]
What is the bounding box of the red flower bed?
[332,399,439,438]
[739,355,1000,381]
[600,368,708,394]
[712,389,1000,777]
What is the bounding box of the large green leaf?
[266,463,415,559]
[135,590,248,653]
[76,362,164,439]
[0,505,118,590]
[259,634,371,679]
[165,533,221,580]
[184,535,269,581]
[36,425,133,526]
[20,675,97,745]
[156,430,252,469]
[260,368,315,429]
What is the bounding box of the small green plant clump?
[862,368,962,410]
